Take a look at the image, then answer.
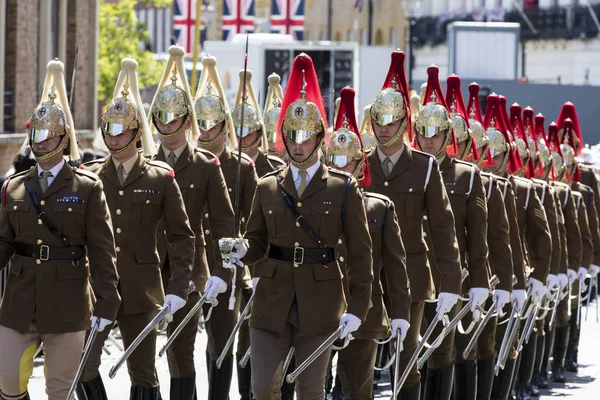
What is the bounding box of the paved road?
[29,311,600,399]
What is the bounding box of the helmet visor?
[154,110,181,124]
[102,122,135,137]
[198,119,222,132]
[30,129,59,144]
[285,129,317,144]
[416,125,447,139]
[372,112,398,127]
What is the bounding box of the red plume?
[380,50,412,143]
[421,65,457,156]
[510,103,535,178]
[467,82,493,166]
[556,102,583,155]
[483,94,520,173]
[499,96,523,171]
[277,53,328,150]
[335,86,371,186]
[446,75,479,161]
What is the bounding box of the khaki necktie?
[40,171,53,193]
[117,164,126,185]
[166,152,177,168]
[297,169,308,197]
[382,157,393,177]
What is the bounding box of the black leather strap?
[14,243,85,261]
[268,245,336,265]
[25,184,73,247]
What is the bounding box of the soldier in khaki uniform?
[413,70,490,400]
[222,53,373,400]
[146,46,235,399]
[366,51,463,400]
[78,58,195,400]
[464,82,515,400]
[229,69,286,400]
[0,60,121,400]
[192,55,259,400]
[325,86,411,399]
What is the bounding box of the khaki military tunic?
[496,177,526,290]
[509,176,551,283]
[154,143,234,289]
[244,164,373,334]
[365,147,462,299]
[254,150,286,179]
[0,164,121,334]
[83,154,195,313]
[572,182,599,270]
[572,191,593,270]
[529,178,559,283]
[579,166,600,265]
[552,181,582,272]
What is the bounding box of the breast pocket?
[313,204,343,239]
[132,193,162,226]
[5,201,30,237]
[178,181,204,229]
[446,185,468,221]
[263,203,286,239]
[53,203,86,239]
[395,186,424,218]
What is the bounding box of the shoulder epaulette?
[364,191,392,203]
[82,158,106,168]
[267,154,286,167]
[147,159,172,171]
[74,168,99,181]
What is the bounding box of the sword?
[567,276,573,317]
[577,276,584,327]
[516,301,538,354]
[392,327,404,400]
[548,288,563,331]
[216,291,255,368]
[286,324,348,383]
[66,319,99,400]
[158,291,211,357]
[586,273,594,321]
[240,346,251,368]
[495,300,520,375]
[280,347,295,386]
[109,281,195,378]
[461,299,497,360]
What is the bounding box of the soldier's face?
[285,135,319,162]
[104,129,137,151]
[484,154,506,174]
[199,121,225,142]
[457,141,467,158]
[154,116,188,135]
[240,130,259,148]
[372,119,401,144]
[31,135,62,155]
[417,131,446,156]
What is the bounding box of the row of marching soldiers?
[0,44,596,400]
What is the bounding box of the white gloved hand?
[528,277,544,304]
[590,264,600,277]
[469,287,490,319]
[164,294,186,315]
[567,268,578,282]
[492,289,511,315]
[558,273,569,290]
[391,319,410,342]
[230,240,249,260]
[511,289,527,314]
[578,267,589,281]
[204,276,228,304]
[436,292,460,318]
[252,277,260,292]
[91,316,112,332]
[546,274,559,292]
[339,313,361,340]
[535,285,548,306]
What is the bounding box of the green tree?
[98,0,171,105]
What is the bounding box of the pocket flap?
[56,264,88,280]
[6,202,30,212]
[312,263,342,281]
[133,193,162,205]
[135,247,159,265]
[311,204,342,216]
[263,203,285,215]
[54,202,86,215]
[9,256,23,276]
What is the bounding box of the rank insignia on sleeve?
[476,197,487,212]
[534,209,547,221]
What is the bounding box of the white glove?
[590,264,600,277]
[578,267,589,281]
[391,319,410,342]
[511,289,527,314]
[558,273,569,290]
[204,276,227,304]
[252,277,260,292]
[91,316,112,332]
[230,240,249,260]
[469,287,489,309]
[535,285,548,306]
[339,313,361,340]
[436,292,460,318]
[164,294,186,315]
[567,268,578,282]
[528,277,544,304]
[492,289,511,315]
[223,256,244,270]
[546,274,559,292]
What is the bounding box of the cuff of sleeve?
[93,300,120,322]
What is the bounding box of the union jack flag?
[173,0,206,53]
[222,0,255,41]
[270,0,304,40]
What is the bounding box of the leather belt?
[268,245,336,265]
[14,243,86,261]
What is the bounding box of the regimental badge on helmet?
[328,121,363,168]
[196,81,227,131]
[101,92,140,136]
[152,73,189,125]
[30,91,67,144]
[371,86,406,127]
[231,69,266,152]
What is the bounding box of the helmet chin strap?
[155,114,190,141]
[373,117,408,148]
[198,122,227,147]
[285,134,323,169]
[32,135,69,162]
[490,151,510,177]
[238,132,262,153]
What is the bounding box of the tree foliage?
[98,0,170,104]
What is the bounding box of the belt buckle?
[293,246,305,267]
[40,245,50,261]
